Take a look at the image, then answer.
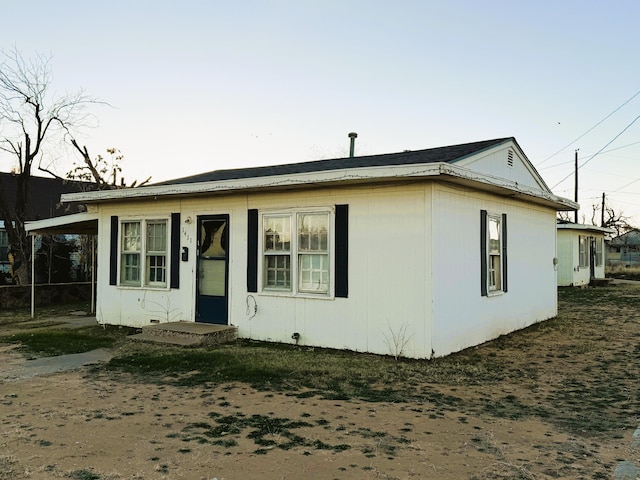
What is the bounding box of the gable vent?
[507,149,514,167]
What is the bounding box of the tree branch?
[69,138,107,185]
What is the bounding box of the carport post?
[31,234,35,318]
[91,236,95,314]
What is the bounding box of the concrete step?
[128,321,237,347]
[128,332,204,347]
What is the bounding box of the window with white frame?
[594,237,603,267]
[578,235,589,268]
[481,210,507,296]
[262,210,330,294]
[120,219,168,287]
[487,215,502,291]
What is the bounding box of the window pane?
[122,222,141,252]
[265,254,290,288]
[489,255,501,290]
[147,222,167,253]
[579,236,589,267]
[264,216,291,251]
[299,253,329,293]
[488,217,500,254]
[147,255,166,284]
[121,253,141,285]
[299,214,328,252]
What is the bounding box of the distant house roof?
[154,137,513,186]
[0,173,90,221]
[609,229,640,246]
[556,220,614,234]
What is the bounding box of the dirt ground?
[2,286,640,480]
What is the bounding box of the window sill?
[260,290,334,300]
[116,285,170,291]
[486,290,505,297]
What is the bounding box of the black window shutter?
[335,204,349,298]
[247,209,258,292]
[109,216,118,286]
[501,213,508,293]
[170,213,180,289]
[480,210,488,296]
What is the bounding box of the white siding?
[556,229,607,286]
[593,236,606,280]
[94,184,434,358]
[556,230,576,286]
[239,185,432,358]
[94,180,558,359]
[455,144,547,191]
[430,184,557,357]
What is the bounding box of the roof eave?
[25,212,99,235]
[556,223,615,234]
[60,162,576,211]
[437,163,577,211]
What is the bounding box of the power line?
[538,140,640,170]
[538,88,640,166]
[550,114,640,190]
[612,176,640,192]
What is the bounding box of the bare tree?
[0,47,101,284]
[557,211,573,223]
[559,199,635,238]
[65,143,151,188]
[586,200,634,237]
[602,205,633,237]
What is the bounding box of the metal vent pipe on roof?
[348,132,358,157]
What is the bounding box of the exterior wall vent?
[507,149,514,168]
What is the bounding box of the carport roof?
[25,212,98,235]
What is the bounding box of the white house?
[27,137,576,358]
[556,222,611,287]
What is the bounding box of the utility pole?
[601,192,606,227]
[574,149,579,223]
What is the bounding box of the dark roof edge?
[154,137,514,186]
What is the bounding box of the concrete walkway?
[0,348,114,383]
[0,313,111,383]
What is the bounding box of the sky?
[2,0,640,226]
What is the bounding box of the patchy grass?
[0,325,135,357]
[100,283,640,439]
[606,264,640,280]
[175,412,351,454]
[4,283,640,447]
[105,340,480,405]
[0,302,92,326]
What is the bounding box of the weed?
[470,432,502,457]
[68,470,101,480]
[177,412,350,454]
[0,456,21,480]
[381,321,413,360]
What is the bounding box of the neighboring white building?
[556,222,612,287]
[27,138,576,358]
